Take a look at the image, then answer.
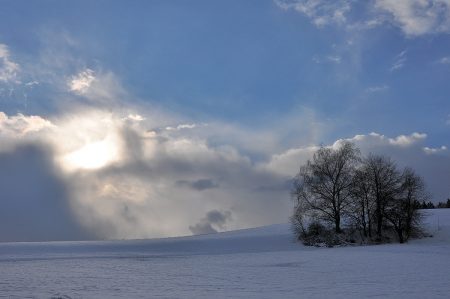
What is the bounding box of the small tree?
[437,201,446,208]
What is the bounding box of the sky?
[0,0,449,242]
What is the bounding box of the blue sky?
[2,0,449,143]
[1,1,450,241]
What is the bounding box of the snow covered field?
[1,209,450,298]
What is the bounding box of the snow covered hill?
[1,209,450,298]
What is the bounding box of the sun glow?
[63,136,120,170]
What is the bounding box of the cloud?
[274,0,351,27]
[2,34,128,111]
[0,44,20,83]
[263,146,318,176]
[265,131,450,201]
[69,68,95,94]
[177,179,219,191]
[67,68,126,105]
[125,114,146,122]
[189,210,232,235]
[313,55,342,64]
[387,132,427,146]
[326,55,342,64]
[274,0,450,37]
[0,112,54,137]
[424,146,447,154]
[375,0,450,36]
[1,107,449,241]
[2,14,449,242]
[390,50,407,71]
[62,134,121,171]
[80,71,126,105]
[366,85,389,93]
[439,56,450,64]
[6,31,128,109]
[0,143,92,242]
[165,123,206,131]
[0,109,294,240]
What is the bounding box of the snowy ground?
[1,209,450,298]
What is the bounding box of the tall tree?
[362,154,400,240]
[293,141,360,233]
[350,168,374,238]
[384,168,426,243]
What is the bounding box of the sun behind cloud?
[51,110,125,172]
[62,136,120,170]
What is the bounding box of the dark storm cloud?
[176,179,219,191]
[205,210,231,224]
[188,222,217,235]
[0,143,92,242]
[189,210,232,235]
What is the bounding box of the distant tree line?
[418,199,450,209]
[291,141,428,247]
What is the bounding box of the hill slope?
[1,209,450,298]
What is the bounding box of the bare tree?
[362,154,400,240]
[350,168,374,238]
[384,167,426,243]
[292,141,360,233]
[291,144,428,245]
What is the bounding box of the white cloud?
[67,69,127,106]
[363,17,386,29]
[0,112,54,137]
[326,55,342,63]
[366,85,389,93]
[0,44,20,83]
[263,132,426,177]
[390,50,407,71]
[313,54,343,65]
[265,131,450,202]
[439,56,450,64]
[424,145,447,154]
[165,123,204,131]
[64,127,448,238]
[125,114,145,122]
[274,0,351,27]
[1,109,449,240]
[275,0,450,37]
[0,109,291,239]
[62,134,121,171]
[262,145,318,176]
[375,0,450,36]
[388,132,427,146]
[69,68,95,94]
[25,80,39,87]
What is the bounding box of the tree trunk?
[335,215,341,233]
[397,228,404,243]
[361,202,367,237]
[376,204,383,238]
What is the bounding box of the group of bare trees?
[292,141,427,245]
